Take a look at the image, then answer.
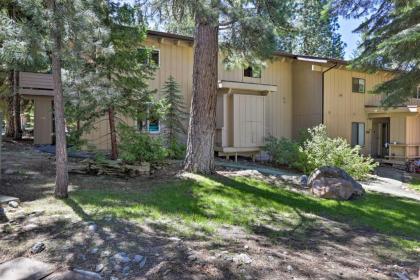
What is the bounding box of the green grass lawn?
[409,179,420,192]
[69,174,420,250]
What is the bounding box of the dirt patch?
[0,142,419,279]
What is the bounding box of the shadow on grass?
[68,173,420,253]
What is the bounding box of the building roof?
[147,30,349,66]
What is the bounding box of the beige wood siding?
[323,68,391,154]
[83,36,293,150]
[291,61,322,139]
[20,72,54,90]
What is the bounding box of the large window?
[351,122,365,146]
[352,78,365,93]
[244,66,261,78]
[137,119,160,134]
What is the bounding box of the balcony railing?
[365,94,419,107]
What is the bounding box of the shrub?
[299,125,378,180]
[167,139,186,160]
[118,124,167,164]
[263,125,378,180]
[263,136,304,170]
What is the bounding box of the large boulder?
[308,166,365,200]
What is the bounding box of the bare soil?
[0,141,419,280]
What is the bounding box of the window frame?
[244,66,261,79]
[352,77,366,93]
[140,48,160,67]
[351,122,365,147]
[147,119,160,134]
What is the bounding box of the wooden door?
[233,94,265,147]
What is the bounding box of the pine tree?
[331,0,420,105]
[278,0,346,59]
[64,1,156,160]
[146,0,294,174]
[161,75,188,158]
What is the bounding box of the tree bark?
[184,19,219,174]
[13,69,22,140]
[108,106,118,160]
[6,72,15,138]
[49,0,68,198]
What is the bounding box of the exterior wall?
[83,36,293,150]
[33,96,53,145]
[291,61,322,139]
[323,67,391,154]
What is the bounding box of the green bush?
[167,139,186,160]
[299,125,377,180]
[263,136,304,170]
[264,124,378,180]
[118,124,167,164]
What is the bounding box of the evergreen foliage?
[279,0,346,59]
[331,0,420,106]
[161,75,188,158]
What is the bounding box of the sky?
[338,17,363,60]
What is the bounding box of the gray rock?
[4,169,16,175]
[232,253,252,264]
[8,201,19,208]
[72,269,102,279]
[90,247,99,254]
[139,257,147,269]
[113,252,130,263]
[287,265,293,272]
[31,242,45,254]
[95,263,105,272]
[394,272,410,280]
[101,250,111,257]
[88,224,98,232]
[110,277,119,280]
[23,224,39,231]
[133,255,144,263]
[122,266,130,275]
[80,254,87,261]
[300,175,308,188]
[308,166,365,200]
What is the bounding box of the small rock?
[88,224,97,232]
[122,266,130,275]
[139,257,147,269]
[113,264,122,272]
[79,254,87,261]
[110,277,119,280]
[113,252,130,263]
[287,265,293,272]
[95,263,105,272]
[31,242,45,254]
[188,255,197,261]
[4,169,15,175]
[8,201,19,208]
[72,269,102,279]
[101,250,111,257]
[232,253,252,264]
[23,224,38,231]
[133,255,144,263]
[90,247,99,254]
[169,237,181,242]
[394,272,410,280]
[244,245,249,250]
[300,175,308,188]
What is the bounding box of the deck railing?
[365,94,419,107]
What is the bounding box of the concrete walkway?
[216,160,420,201]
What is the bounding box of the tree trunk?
[49,0,68,198]
[13,69,22,140]
[6,72,15,138]
[108,106,118,160]
[184,19,219,174]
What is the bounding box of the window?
[244,66,261,78]
[137,118,160,134]
[351,122,365,146]
[140,48,160,66]
[352,78,365,93]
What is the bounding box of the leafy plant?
[118,124,167,164]
[263,136,304,170]
[299,125,378,180]
[264,124,378,180]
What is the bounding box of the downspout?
[321,63,337,124]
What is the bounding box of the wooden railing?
[387,143,420,162]
[365,94,419,107]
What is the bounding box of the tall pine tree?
[146,0,294,174]
[331,0,420,105]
